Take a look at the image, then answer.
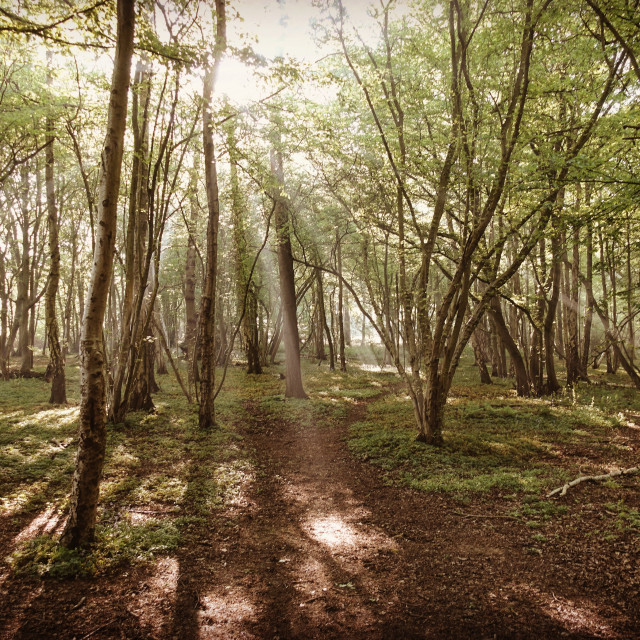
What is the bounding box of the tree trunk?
[471,325,493,385]
[229,130,262,375]
[0,252,8,378]
[110,59,152,421]
[316,267,334,370]
[184,157,198,385]
[198,0,226,429]
[416,375,446,446]
[488,297,530,396]
[336,229,346,372]
[543,231,562,394]
[60,0,135,549]
[626,218,634,364]
[44,74,67,403]
[271,146,307,398]
[598,226,615,373]
[18,165,31,375]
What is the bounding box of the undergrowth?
[2,348,639,578]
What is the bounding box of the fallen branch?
[453,511,519,521]
[546,466,640,498]
[127,508,175,515]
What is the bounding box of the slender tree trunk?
[582,221,594,371]
[336,229,346,372]
[18,165,31,374]
[184,157,198,385]
[229,132,261,374]
[607,238,619,372]
[598,226,615,373]
[471,324,493,385]
[344,293,351,346]
[60,0,135,549]
[110,59,151,421]
[271,146,307,398]
[44,72,66,403]
[626,218,634,364]
[63,220,78,357]
[543,230,562,394]
[198,0,226,429]
[489,298,530,395]
[316,267,334,370]
[0,254,8,378]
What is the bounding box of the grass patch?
[605,500,640,535]
[346,352,635,500]
[2,356,254,579]
[9,518,181,579]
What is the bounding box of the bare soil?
[1,394,638,639]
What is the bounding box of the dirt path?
[2,392,638,639]
[166,397,638,640]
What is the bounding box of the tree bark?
[184,156,199,387]
[271,146,307,398]
[44,71,66,403]
[60,0,135,549]
[336,229,346,372]
[488,297,530,396]
[18,165,31,374]
[198,0,226,429]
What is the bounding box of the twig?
[70,596,86,612]
[79,618,117,640]
[127,508,175,515]
[453,511,519,521]
[546,466,640,498]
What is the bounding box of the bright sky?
[216,0,390,104]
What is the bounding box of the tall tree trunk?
[229,128,261,374]
[18,165,31,374]
[63,217,78,357]
[110,59,152,422]
[344,293,352,346]
[44,68,66,403]
[336,229,346,372]
[598,226,615,373]
[316,267,334,370]
[198,0,226,429]
[582,221,594,372]
[488,297,530,396]
[544,230,562,394]
[271,146,307,398]
[626,218,634,364]
[60,0,135,549]
[0,253,8,378]
[184,157,198,387]
[471,324,493,385]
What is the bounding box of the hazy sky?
[217,0,386,103]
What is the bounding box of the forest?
[0,0,639,637]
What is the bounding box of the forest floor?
[0,351,639,639]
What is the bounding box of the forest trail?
[2,382,638,640]
[164,394,636,640]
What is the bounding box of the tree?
[270,141,308,399]
[198,0,226,429]
[61,0,135,549]
[43,54,66,404]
